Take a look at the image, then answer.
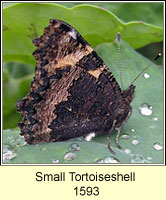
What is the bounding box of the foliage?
[3,3,163,163]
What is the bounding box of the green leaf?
[3,72,33,129]
[3,39,163,164]
[3,62,34,79]
[3,62,34,129]
[3,129,132,164]
[55,2,163,27]
[3,67,9,83]
[3,3,163,64]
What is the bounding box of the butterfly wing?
[16,19,129,144]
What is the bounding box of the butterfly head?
[122,84,135,104]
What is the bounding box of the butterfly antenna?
[117,32,124,90]
[131,53,161,85]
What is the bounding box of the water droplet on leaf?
[84,132,95,141]
[96,158,104,163]
[96,156,120,163]
[103,156,120,163]
[131,139,140,146]
[69,143,80,152]
[131,154,145,163]
[121,133,130,139]
[153,117,158,121]
[139,103,152,116]
[15,135,27,147]
[124,149,132,154]
[147,156,152,161]
[149,125,156,130]
[52,158,59,163]
[40,147,48,151]
[153,142,163,150]
[64,152,76,161]
[143,73,150,79]
[3,150,16,163]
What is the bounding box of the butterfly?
[16,19,135,153]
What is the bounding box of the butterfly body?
[16,19,135,151]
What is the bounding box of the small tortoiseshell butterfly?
[16,19,136,152]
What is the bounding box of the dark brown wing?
[16,19,127,144]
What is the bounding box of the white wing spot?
[68,29,77,40]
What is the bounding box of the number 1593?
[74,186,99,196]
